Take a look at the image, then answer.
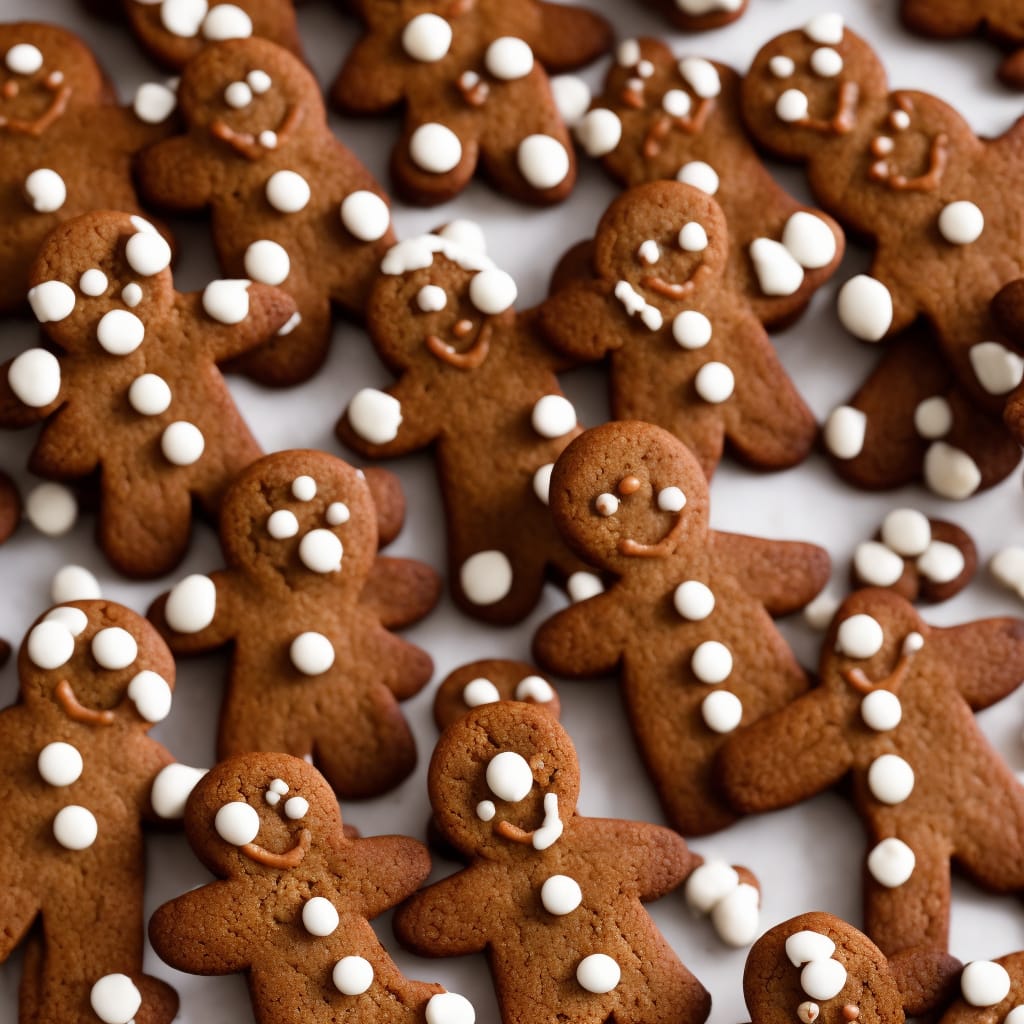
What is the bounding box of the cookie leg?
[452,535,550,625]
[391,121,479,206]
[477,125,575,205]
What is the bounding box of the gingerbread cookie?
[150,751,476,1024]
[395,702,760,1024]
[0,469,20,546]
[138,37,394,386]
[539,183,818,478]
[149,449,440,799]
[991,278,1024,446]
[940,954,1024,1024]
[0,599,207,1024]
[533,421,829,836]
[719,587,1024,955]
[742,13,1024,414]
[851,509,976,604]
[574,37,843,327]
[647,0,747,32]
[434,659,560,731]
[0,210,294,578]
[338,224,591,625]
[822,326,1022,500]
[330,0,612,205]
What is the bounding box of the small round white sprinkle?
[28,280,76,323]
[672,310,712,349]
[38,741,84,786]
[122,283,143,307]
[913,396,953,440]
[161,421,205,466]
[470,267,518,315]
[695,361,735,404]
[291,475,317,501]
[867,837,915,887]
[801,958,848,1001]
[853,541,905,587]
[417,285,447,312]
[961,962,1012,1008]
[224,80,252,108]
[868,754,915,805]
[938,201,984,245]
[776,88,809,122]
[809,47,843,78]
[691,640,732,683]
[837,275,893,341]
[202,4,253,39]
[425,992,475,1024]
[24,168,66,213]
[861,690,902,732]
[125,230,171,277]
[127,670,173,723]
[823,405,867,459]
[476,800,496,821]
[595,493,619,517]
[96,309,145,355]
[460,550,513,605]
[657,486,686,512]
[284,796,308,819]
[9,347,61,407]
[575,108,622,157]
[701,690,742,733]
[348,388,402,445]
[244,239,290,285]
[90,974,142,1024]
[25,482,77,536]
[485,36,534,80]
[676,161,719,196]
[678,221,709,251]
[531,394,576,438]
[302,896,339,936]
[516,134,570,191]
[326,502,350,525]
[215,801,260,845]
[290,632,335,675]
[134,81,177,124]
[53,805,98,850]
[880,508,931,557]
[165,573,217,633]
[340,190,391,242]
[401,13,452,62]
[769,55,795,78]
[27,619,76,670]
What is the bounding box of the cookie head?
[744,913,904,1024]
[743,16,887,159]
[220,450,377,592]
[433,659,560,731]
[183,752,343,878]
[178,38,324,158]
[548,421,709,574]
[20,600,176,728]
[369,222,515,372]
[429,702,580,861]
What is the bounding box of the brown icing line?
[425,322,491,369]
[55,679,116,726]
[868,132,948,192]
[241,828,311,868]
[0,83,71,135]
[211,104,304,161]
[641,275,694,300]
[797,80,859,136]
[618,513,686,558]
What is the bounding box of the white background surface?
[2,0,1024,1020]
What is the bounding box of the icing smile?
[618,512,687,558]
[842,632,923,694]
[241,827,311,868]
[0,73,71,135]
[425,319,491,368]
[55,679,116,726]
[798,80,859,134]
[494,792,563,851]
[211,103,304,159]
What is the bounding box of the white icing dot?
[53,804,98,850]
[302,897,339,936]
[28,280,76,323]
[134,81,177,124]
[672,310,712,349]
[425,992,475,1024]
[923,442,981,500]
[410,123,463,174]
[803,592,840,631]
[1005,1007,1024,1024]
[290,632,335,675]
[576,954,620,994]
[638,240,660,265]
[776,88,809,123]
[127,670,173,723]
[541,875,582,915]
[678,57,721,98]
[401,13,452,62]
[804,12,844,44]
[298,529,343,573]
[853,541,905,587]
[970,341,1024,396]
[24,168,66,213]
[961,962,1011,1007]
[567,571,604,603]
[291,475,316,501]
[486,750,533,802]
[51,565,101,603]
[45,605,88,636]
[835,614,884,659]
[97,309,145,355]
[701,690,743,733]
[880,508,931,557]
[38,741,83,786]
[215,801,260,845]
[259,130,277,149]
[476,800,496,821]
[224,80,252,109]
[265,510,298,541]
[244,239,290,285]
[348,388,402,445]
[25,482,77,536]
[122,284,143,307]
[678,221,708,251]
[917,540,964,584]
[470,267,517,315]
[162,0,207,37]
[711,883,760,947]
[485,37,534,80]
[79,269,107,296]
[417,285,447,312]
[750,238,804,296]
[284,796,308,819]
[265,170,310,213]
[658,486,686,513]
[517,135,570,191]
[823,405,867,459]
[868,754,915,804]
[662,89,691,118]
[165,574,217,633]
[914,396,953,439]
[161,421,205,465]
[90,974,142,1024]
[674,580,713,620]
[326,502,350,525]
[531,394,576,438]
[151,763,206,819]
[9,348,61,407]
[802,959,848,1000]
[516,676,554,703]
[90,627,137,671]
[247,69,271,93]
[769,55,795,78]
[785,931,836,966]
[691,640,732,683]
[838,275,893,341]
[617,39,641,66]
[532,462,554,505]
[677,160,720,195]
[782,212,837,269]
[125,230,171,277]
[340,190,391,242]
[938,201,984,245]
[550,74,591,125]
[463,677,500,707]
[867,837,915,887]
[685,860,739,915]
[5,43,43,75]
[695,361,735,403]
[595,492,619,517]
[810,47,843,77]
[575,108,622,157]
[861,690,902,732]
[128,374,171,416]
[202,5,253,40]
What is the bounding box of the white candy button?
[867,837,915,887]
[302,896,340,936]
[215,801,260,845]
[90,974,142,1024]
[460,550,513,605]
[531,394,576,438]
[53,804,98,850]
[867,754,915,804]
[691,640,732,683]
[38,741,84,786]
[576,953,620,994]
[541,875,582,915]
[860,690,902,732]
[266,170,310,212]
[961,961,1011,1007]
[290,632,336,675]
[333,956,374,995]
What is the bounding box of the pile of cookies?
[1,0,1024,1022]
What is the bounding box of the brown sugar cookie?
[719,587,1024,956]
[395,702,761,1024]
[338,224,593,625]
[0,599,207,1024]
[330,0,612,205]
[574,37,843,327]
[138,37,394,386]
[150,751,476,1024]
[539,183,818,478]
[533,421,829,836]
[0,210,294,578]
[433,659,560,731]
[741,14,1024,414]
[149,449,440,800]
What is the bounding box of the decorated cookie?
[901,0,1024,90]
[574,38,844,327]
[0,211,294,578]
[647,0,747,32]
[822,326,1022,500]
[338,224,592,625]
[939,953,1024,1024]
[851,508,976,604]
[533,421,829,836]
[434,659,560,731]
[150,751,475,1024]
[138,38,394,386]
[719,587,1024,955]
[992,278,1024,447]
[0,600,207,1024]
[395,702,760,1024]
[539,183,818,478]
[0,23,176,316]
[0,469,20,546]
[741,13,1024,413]
[330,0,612,205]
[149,449,440,800]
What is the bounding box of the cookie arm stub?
[360,556,443,631]
[531,2,613,71]
[331,33,407,113]
[393,869,492,958]
[137,135,223,210]
[927,618,1024,710]
[148,571,240,655]
[588,818,701,901]
[337,379,443,460]
[0,887,39,963]
[539,284,625,363]
[340,834,433,917]
[184,285,298,364]
[533,594,625,678]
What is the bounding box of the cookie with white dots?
[939,953,1024,1024]
[0,210,295,577]
[150,751,474,1024]
[330,0,612,205]
[149,449,440,799]
[433,659,560,731]
[646,0,747,31]
[720,588,1024,956]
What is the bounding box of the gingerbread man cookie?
[0,599,208,1024]
[0,210,294,578]
[395,701,760,1024]
[150,751,475,1024]
[149,449,440,800]
[574,38,843,327]
[0,23,176,316]
[742,13,1024,414]
[330,0,612,205]
[434,659,560,731]
[940,954,1024,1024]
[533,421,829,836]
[539,183,818,478]
[338,224,591,625]
[138,37,394,386]
[647,0,747,32]
[719,587,1024,956]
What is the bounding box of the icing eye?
[463,677,500,707]
[810,47,843,78]
[903,632,924,655]
[485,751,534,803]
[45,605,89,636]
[661,89,691,118]
[6,43,43,75]
[889,109,910,131]
[769,55,795,78]
[417,284,447,312]
[835,614,884,659]
[595,493,619,517]
[776,88,809,123]
[325,502,350,526]
[678,222,708,252]
[127,670,173,723]
[637,240,659,265]
[46,70,63,87]
[265,778,289,806]
[91,627,138,670]
[284,796,309,820]
[215,801,260,845]
[267,509,299,539]
[79,269,107,297]
[27,619,75,670]
[246,69,271,93]
[469,268,517,315]
[657,486,686,512]
[224,80,252,108]
[291,475,317,501]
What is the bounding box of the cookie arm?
[149,883,253,974]
[538,284,624,363]
[331,34,407,113]
[0,887,39,962]
[147,570,241,654]
[337,378,442,459]
[533,593,625,677]
[368,626,433,700]
[0,356,63,428]
[531,3,613,71]
[341,834,433,916]
[588,818,701,900]
[136,135,222,210]
[928,618,1024,709]
[183,286,297,363]
[360,556,442,630]
[393,869,492,957]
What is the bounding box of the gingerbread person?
[330,0,612,205]
[337,223,594,625]
[0,23,176,316]
[719,588,1024,956]
[533,421,830,836]
[0,210,294,578]
[741,13,1024,415]
[149,449,440,800]
[0,599,207,1024]
[138,37,394,386]
[395,702,761,1024]
[574,37,844,327]
[539,182,818,478]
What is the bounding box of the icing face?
[213,776,312,869]
[0,42,71,135]
[207,65,301,158]
[482,748,563,851]
[828,600,925,697]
